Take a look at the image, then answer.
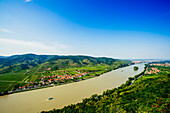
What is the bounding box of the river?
[0,63,145,113]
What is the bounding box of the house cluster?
[39,72,88,85]
[132,61,143,64]
[150,63,170,67]
[14,82,41,92]
[9,72,89,93]
[147,68,160,74]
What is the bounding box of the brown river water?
[0,63,145,113]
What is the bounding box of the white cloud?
[24,0,32,2]
[0,28,13,33]
[0,38,71,56]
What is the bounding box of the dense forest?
[42,64,170,113]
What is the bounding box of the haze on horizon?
[0,0,170,59]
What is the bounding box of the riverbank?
[0,63,145,113]
[42,64,148,113]
[0,64,131,96]
[42,64,169,113]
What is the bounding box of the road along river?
[0,63,145,113]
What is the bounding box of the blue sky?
[0,0,170,59]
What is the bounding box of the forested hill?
[0,54,57,69]
[0,54,131,74]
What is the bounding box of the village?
[10,71,90,93]
[150,63,170,67]
[8,63,167,93]
[146,63,170,74]
[147,67,160,74]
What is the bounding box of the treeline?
[42,64,169,113]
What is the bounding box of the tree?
[134,66,139,71]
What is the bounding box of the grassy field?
[0,64,112,93]
[0,55,130,94]
[0,72,29,92]
[27,64,110,82]
[0,81,18,92]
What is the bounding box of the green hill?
[0,54,131,94]
[0,54,130,74]
[0,54,57,69]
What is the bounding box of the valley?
[0,54,131,95]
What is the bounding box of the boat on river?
[48,97,53,100]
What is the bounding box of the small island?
[134,66,139,71]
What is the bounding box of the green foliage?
[42,65,170,113]
[134,66,139,71]
[0,54,131,74]
[0,54,131,94]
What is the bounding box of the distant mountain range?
[128,59,170,61]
